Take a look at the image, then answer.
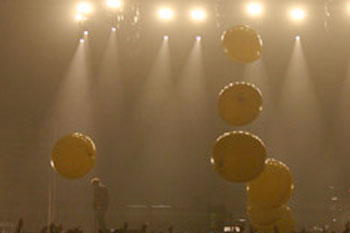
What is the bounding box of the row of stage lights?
[75,0,307,42]
[79,33,203,43]
[75,0,307,24]
[155,4,306,22]
[75,1,208,23]
[79,33,303,43]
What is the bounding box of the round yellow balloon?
[247,204,285,226]
[51,133,96,179]
[221,25,262,63]
[212,131,266,183]
[253,206,295,233]
[247,158,294,209]
[218,82,263,126]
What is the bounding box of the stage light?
[196,36,201,41]
[77,2,92,14]
[296,35,300,40]
[163,35,169,40]
[107,0,121,9]
[158,8,174,20]
[246,2,263,16]
[84,30,89,36]
[76,13,84,21]
[111,27,117,32]
[290,8,305,21]
[191,9,206,21]
[80,38,85,43]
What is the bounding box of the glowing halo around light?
[191,9,206,21]
[290,8,305,21]
[158,8,174,20]
[75,13,84,21]
[77,2,93,14]
[246,2,263,16]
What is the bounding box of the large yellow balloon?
[212,131,266,182]
[221,25,262,63]
[218,82,263,126]
[247,158,294,209]
[51,133,96,179]
[253,206,295,233]
[247,204,285,226]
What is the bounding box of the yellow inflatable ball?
[253,206,295,233]
[218,82,263,126]
[212,131,266,183]
[51,133,96,179]
[221,25,262,63]
[247,203,285,226]
[247,158,294,209]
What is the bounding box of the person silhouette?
[90,177,109,233]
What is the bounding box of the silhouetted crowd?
[12,218,350,233]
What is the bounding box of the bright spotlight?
[76,13,84,21]
[158,8,174,20]
[107,0,121,9]
[290,8,305,21]
[163,35,169,40]
[246,2,263,16]
[84,30,89,35]
[77,2,92,14]
[111,27,117,32]
[191,9,206,21]
[80,38,85,43]
[196,36,201,41]
[296,35,300,40]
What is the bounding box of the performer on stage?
[90,177,109,233]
